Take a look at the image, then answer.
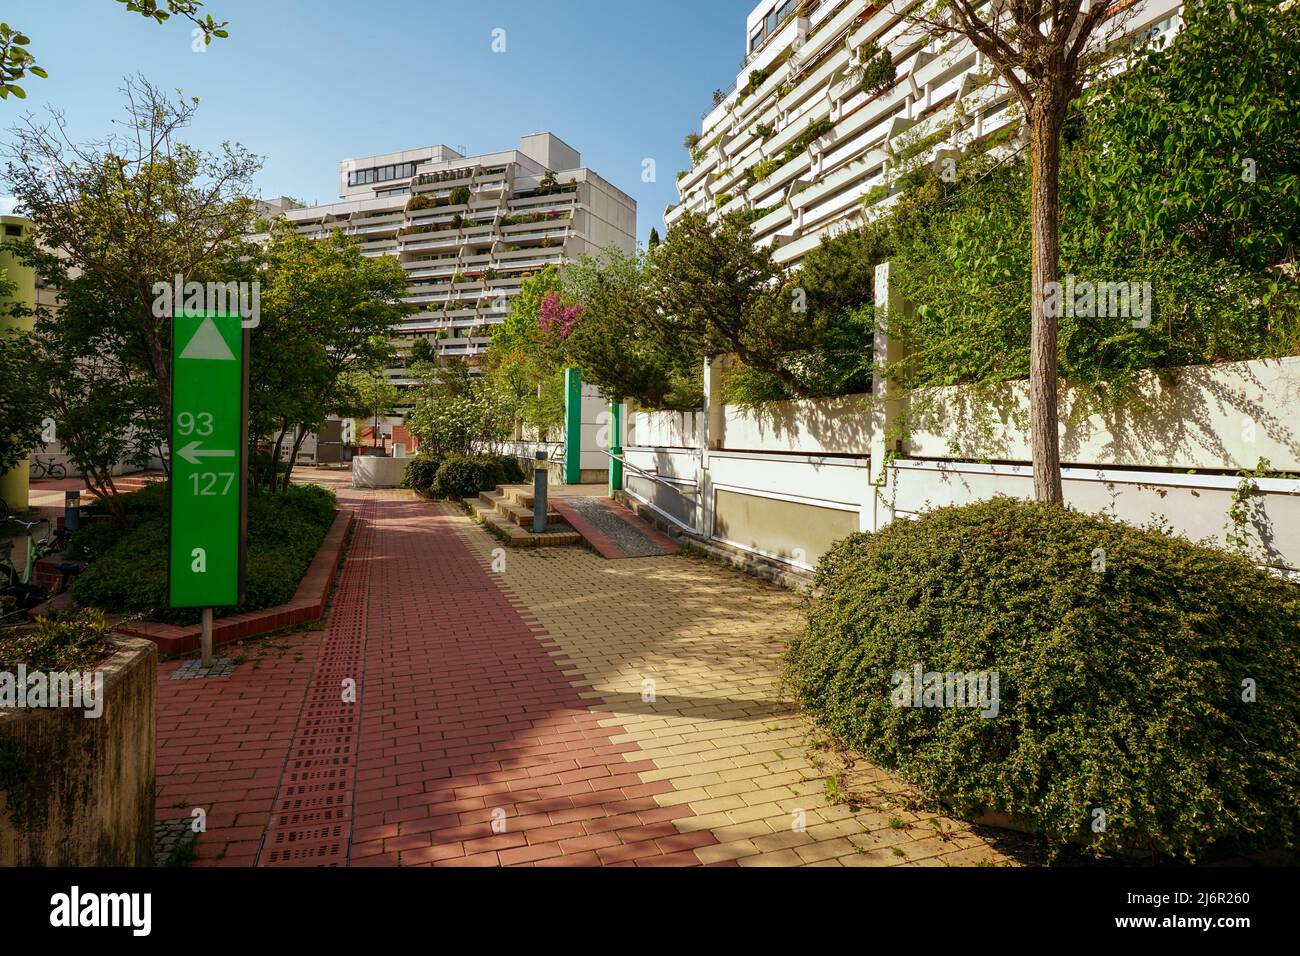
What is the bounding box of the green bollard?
[608,400,623,497]
[564,368,582,485]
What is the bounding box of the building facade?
[669,0,1183,268]
[279,133,636,391]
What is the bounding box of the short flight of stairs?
[463,485,582,548]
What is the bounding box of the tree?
[250,222,408,488]
[647,210,808,395]
[405,364,512,458]
[0,273,45,475]
[647,227,661,250]
[334,370,399,454]
[480,267,567,436]
[1,3,227,101]
[906,1,1133,504]
[408,336,436,365]
[559,247,701,408]
[4,75,261,440]
[28,271,163,523]
[876,1,1300,410]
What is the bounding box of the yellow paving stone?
[736,849,806,867]
[442,507,1013,869]
[652,787,711,807]
[838,847,909,867]
[752,828,816,852]
[710,820,776,844]
[805,818,869,841]
[688,795,750,815]
[704,779,759,799]
[848,828,913,851]
[694,839,763,864]
[794,837,857,863]
[671,811,736,834]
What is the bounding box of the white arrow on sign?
[179,318,236,361]
[176,441,236,465]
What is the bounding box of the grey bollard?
[64,489,81,534]
[533,450,548,534]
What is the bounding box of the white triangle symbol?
[180,318,236,361]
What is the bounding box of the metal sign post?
[532,451,549,535]
[168,311,249,667]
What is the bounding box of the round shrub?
[401,454,444,492]
[71,484,337,626]
[431,455,516,500]
[786,496,1300,860]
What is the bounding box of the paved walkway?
[156,485,1013,867]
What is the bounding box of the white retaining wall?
[620,356,1300,574]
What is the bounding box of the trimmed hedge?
[786,497,1300,860]
[406,454,525,499]
[70,483,338,626]
[401,454,444,493]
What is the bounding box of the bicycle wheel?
[49,462,67,480]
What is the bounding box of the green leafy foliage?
[251,221,407,488]
[859,42,895,96]
[430,454,523,500]
[0,323,46,475]
[400,454,444,493]
[878,1,1300,399]
[0,608,116,671]
[560,247,702,408]
[70,484,337,626]
[787,497,1300,860]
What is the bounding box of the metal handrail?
[504,441,565,465]
[596,447,699,497]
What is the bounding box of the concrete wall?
[908,357,1300,472]
[0,638,157,866]
[619,355,1300,576]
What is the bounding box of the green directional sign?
[169,311,249,609]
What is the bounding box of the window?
[3,224,22,237]
[750,27,764,52]
[349,160,425,187]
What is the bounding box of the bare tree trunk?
[85,468,126,527]
[284,426,309,491]
[269,424,289,488]
[1028,105,1066,506]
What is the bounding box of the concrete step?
[462,497,582,549]
[479,489,565,529]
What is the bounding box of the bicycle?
[0,517,78,624]
[29,454,67,481]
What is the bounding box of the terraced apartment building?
[669,0,1183,267]
[279,133,636,388]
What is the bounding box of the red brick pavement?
[156,489,717,866]
[156,635,322,866]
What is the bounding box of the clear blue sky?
[3,0,756,243]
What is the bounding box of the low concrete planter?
[352,456,408,488]
[0,637,157,866]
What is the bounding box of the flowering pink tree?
[538,291,584,340]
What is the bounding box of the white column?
[867,262,908,531]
